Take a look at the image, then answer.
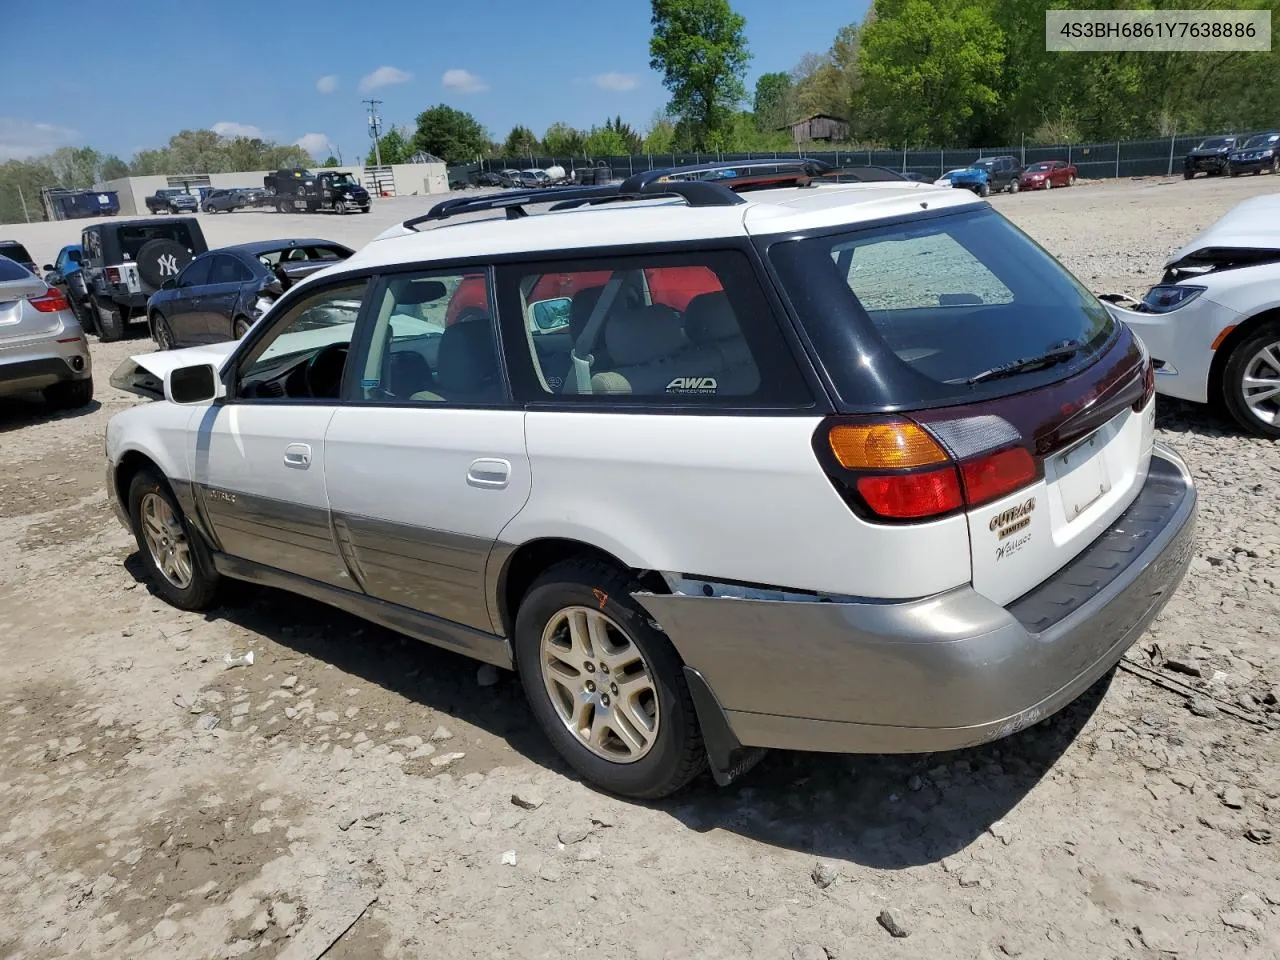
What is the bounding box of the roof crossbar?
[618,158,835,193]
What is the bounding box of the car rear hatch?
[763,200,1154,609]
[0,271,63,340]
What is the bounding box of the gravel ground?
[2,175,1280,960]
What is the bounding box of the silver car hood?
[1166,194,1280,268]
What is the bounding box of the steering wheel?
[304,342,349,398]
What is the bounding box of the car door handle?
[467,458,510,489]
[284,443,312,468]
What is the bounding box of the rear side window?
[209,255,253,284]
[0,256,30,281]
[768,207,1114,403]
[498,249,811,406]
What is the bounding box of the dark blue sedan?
[145,239,353,349]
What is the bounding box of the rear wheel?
[513,559,706,799]
[978,182,990,197]
[233,316,253,339]
[43,377,93,410]
[1223,324,1280,439]
[96,299,124,342]
[128,469,220,610]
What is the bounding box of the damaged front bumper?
[634,445,1196,779]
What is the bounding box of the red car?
[1018,160,1077,190]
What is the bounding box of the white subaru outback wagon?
[105,161,1197,799]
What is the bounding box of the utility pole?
[16,183,30,223]
[363,99,383,168]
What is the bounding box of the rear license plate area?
[1053,430,1111,520]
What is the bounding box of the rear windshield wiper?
[965,341,1082,385]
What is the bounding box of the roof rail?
[404,185,620,230]
[820,165,909,182]
[619,158,834,193]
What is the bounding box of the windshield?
[1027,162,1053,172]
[971,159,996,170]
[326,173,356,185]
[768,207,1115,404]
[0,256,32,280]
[1197,137,1231,149]
[1242,134,1277,148]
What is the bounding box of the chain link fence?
[450,131,1238,185]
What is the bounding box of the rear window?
[768,207,1115,405]
[119,224,197,259]
[0,243,33,264]
[0,256,31,281]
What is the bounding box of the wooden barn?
[784,114,851,144]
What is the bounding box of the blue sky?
[2,0,868,163]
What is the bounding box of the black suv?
[80,218,208,341]
[1183,135,1238,178]
[1227,131,1280,176]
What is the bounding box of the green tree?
[129,149,172,176]
[49,147,103,188]
[858,0,1004,146]
[606,116,644,153]
[502,125,541,159]
[583,125,628,156]
[99,155,129,181]
[543,122,586,157]
[649,0,751,149]
[322,155,340,168]
[411,105,490,164]
[753,71,793,132]
[0,159,56,223]
[368,125,411,165]
[643,116,677,153]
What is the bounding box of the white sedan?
[1104,194,1280,438]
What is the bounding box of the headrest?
[436,317,498,393]
[683,292,740,343]
[604,305,687,366]
[389,278,447,306]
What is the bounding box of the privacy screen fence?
[449,132,1245,185]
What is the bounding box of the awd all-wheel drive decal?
[666,376,718,394]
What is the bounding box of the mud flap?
[682,666,767,787]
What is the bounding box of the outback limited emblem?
[989,497,1036,537]
[667,376,717,393]
[157,253,179,276]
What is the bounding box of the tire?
[152,313,175,350]
[43,377,93,410]
[1183,171,1194,180]
[978,182,990,197]
[513,559,707,799]
[136,238,192,289]
[127,469,220,611]
[233,316,253,339]
[96,299,125,342]
[1068,174,1076,186]
[360,205,370,213]
[276,199,290,214]
[1044,178,1052,190]
[1008,179,1019,194]
[334,200,348,215]
[72,296,97,336]
[1227,163,1237,178]
[1222,323,1280,439]
[1271,158,1279,175]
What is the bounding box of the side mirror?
[160,278,177,291]
[530,297,572,332]
[164,363,225,405]
[43,263,54,272]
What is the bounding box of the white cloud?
[316,74,338,94]
[592,72,640,92]
[359,66,412,93]
[441,68,488,93]
[0,118,78,160]
[294,133,330,156]
[211,121,263,139]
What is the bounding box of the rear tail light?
[27,288,70,313]
[105,266,121,284]
[1136,358,1156,409]
[816,417,1041,522]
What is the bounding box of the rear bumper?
[0,327,92,395]
[635,444,1196,755]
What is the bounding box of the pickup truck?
[145,188,199,214]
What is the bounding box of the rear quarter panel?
[509,412,973,599]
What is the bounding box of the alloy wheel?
[1242,340,1280,426]
[140,492,193,588]
[539,606,660,763]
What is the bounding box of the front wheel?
[1183,171,1195,180]
[1068,174,1076,186]
[513,559,707,799]
[1270,157,1279,175]
[978,182,990,197]
[1227,163,1237,178]
[152,313,175,350]
[1044,178,1052,190]
[1223,324,1280,439]
[334,199,348,215]
[1008,179,1019,194]
[128,469,220,610]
